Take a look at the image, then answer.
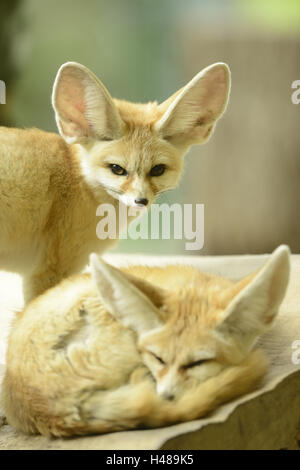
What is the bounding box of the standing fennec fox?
[1,245,290,437]
[0,61,230,303]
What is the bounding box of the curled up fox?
[0,61,230,303]
[1,245,290,436]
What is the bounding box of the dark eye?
[149,351,165,365]
[150,164,166,177]
[109,164,127,176]
[182,359,209,370]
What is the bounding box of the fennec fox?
[1,245,290,437]
[0,61,230,303]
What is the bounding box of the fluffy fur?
[1,245,290,437]
[0,62,230,303]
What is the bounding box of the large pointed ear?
[155,63,230,147]
[90,254,163,335]
[216,245,290,353]
[52,62,124,144]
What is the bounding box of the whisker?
[156,188,173,196]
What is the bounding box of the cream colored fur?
[0,62,230,303]
[1,245,290,437]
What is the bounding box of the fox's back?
[0,127,79,249]
[2,271,142,433]
[0,127,73,199]
[124,264,233,293]
[4,272,141,389]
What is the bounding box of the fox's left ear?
[216,245,290,354]
[155,63,230,147]
[90,255,163,336]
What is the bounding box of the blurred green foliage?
[241,0,300,33]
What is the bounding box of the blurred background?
[1,0,300,256]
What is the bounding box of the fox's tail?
[45,348,268,437]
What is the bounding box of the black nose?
[135,198,148,206]
[164,393,175,401]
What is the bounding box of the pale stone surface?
[0,253,299,450]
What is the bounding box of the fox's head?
[90,246,290,400]
[52,61,230,208]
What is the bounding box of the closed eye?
[148,351,166,366]
[182,359,211,370]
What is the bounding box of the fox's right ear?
[52,62,124,144]
[216,245,290,355]
[155,63,230,147]
[90,254,163,336]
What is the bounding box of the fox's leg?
[22,269,65,303]
[22,234,89,303]
[22,250,90,303]
[22,250,80,303]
